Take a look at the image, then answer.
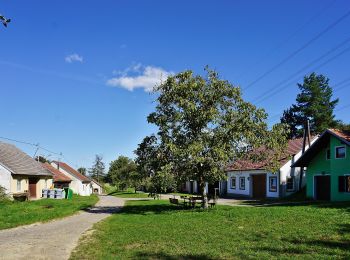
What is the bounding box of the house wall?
[0,164,11,193]
[91,182,102,194]
[10,175,52,199]
[184,180,208,194]
[10,176,29,194]
[51,162,92,196]
[306,135,350,201]
[227,171,253,197]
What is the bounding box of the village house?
[51,161,92,196]
[225,138,316,199]
[90,178,103,194]
[292,129,350,201]
[41,162,72,189]
[0,142,53,199]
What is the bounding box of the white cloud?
[106,64,173,92]
[65,53,83,63]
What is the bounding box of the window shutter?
[339,176,345,192]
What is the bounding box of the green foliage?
[281,73,339,138]
[0,195,98,230]
[35,156,49,163]
[142,68,288,207]
[71,199,350,259]
[148,164,177,196]
[107,156,141,191]
[77,167,87,176]
[0,186,9,201]
[89,155,106,183]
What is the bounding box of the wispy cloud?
[65,53,83,63]
[106,64,173,92]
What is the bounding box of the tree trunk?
[198,178,208,209]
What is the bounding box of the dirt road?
[0,196,124,260]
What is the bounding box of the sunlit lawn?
[0,195,98,230]
[71,199,350,259]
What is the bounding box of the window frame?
[269,176,278,192]
[239,177,245,190]
[286,176,295,192]
[16,179,21,192]
[230,177,236,189]
[335,146,346,159]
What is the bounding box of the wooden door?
[252,174,266,198]
[29,178,37,198]
[315,175,331,200]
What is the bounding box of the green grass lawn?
[108,188,150,198]
[71,199,350,259]
[0,195,98,230]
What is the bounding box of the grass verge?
[71,199,350,259]
[0,194,98,230]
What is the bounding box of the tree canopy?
[77,167,87,176]
[106,156,139,191]
[89,155,105,183]
[139,68,288,208]
[281,73,339,138]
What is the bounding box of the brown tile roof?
[0,142,52,177]
[41,163,71,182]
[328,128,350,143]
[226,138,307,171]
[52,161,91,183]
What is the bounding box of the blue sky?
[1,0,350,169]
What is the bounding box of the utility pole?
[299,120,311,190]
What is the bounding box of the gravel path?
[0,195,124,260]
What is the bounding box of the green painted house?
[293,129,350,201]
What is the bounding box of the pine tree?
[281,73,339,137]
[89,155,105,183]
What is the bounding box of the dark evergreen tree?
[89,155,105,183]
[281,73,339,137]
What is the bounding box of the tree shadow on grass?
[119,201,209,216]
[135,251,215,260]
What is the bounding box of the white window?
[335,146,346,159]
[239,177,245,190]
[230,177,236,189]
[269,176,277,192]
[17,179,21,192]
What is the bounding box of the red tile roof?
[226,138,307,171]
[328,128,350,143]
[41,163,72,182]
[52,161,91,183]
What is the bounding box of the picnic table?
[170,195,217,208]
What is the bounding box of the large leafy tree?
[144,68,288,208]
[89,155,105,183]
[107,156,138,191]
[281,73,339,138]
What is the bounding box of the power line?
[254,43,350,105]
[244,8,350,90]
[237,0,336,80]
[253,36,350,103]
[0,135,62,156]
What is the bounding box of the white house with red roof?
[41,163,72,189]
[225,138,317,199]
[51,161,92,196]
